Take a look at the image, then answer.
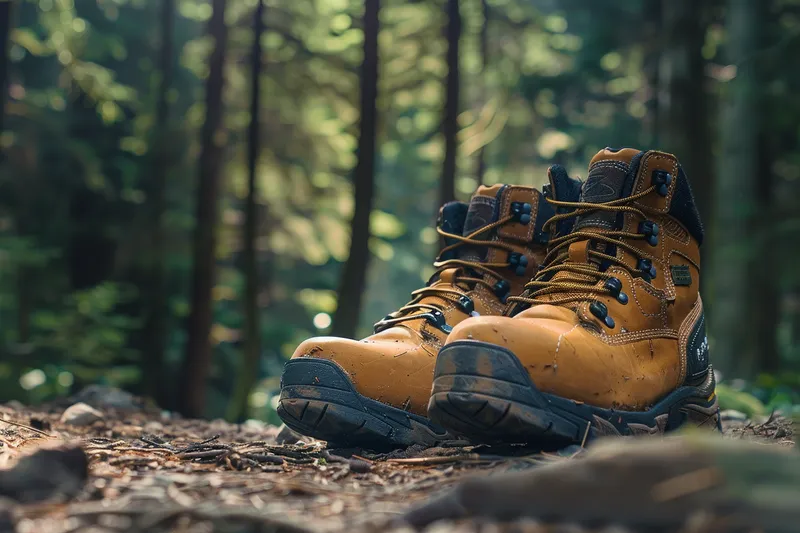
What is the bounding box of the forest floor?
[0,392,794,533]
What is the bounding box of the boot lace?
[374,212,522,333]
[508,184,660,320]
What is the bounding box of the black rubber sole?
[277,358,450,450]
[428,340,721,448]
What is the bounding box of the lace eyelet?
[639,221,660,246]
[651,170,672,197]
[425,309,452,333]
[508,252,529,276]
[373,314,394,333]
[493,280,510,303]
[510,202,533,224]
[637,258,657,281]
[457,295,475,315]
[589,300,615,328]
[603,277,628,305]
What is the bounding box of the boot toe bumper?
[288,335,436,415]
[279,356,448,448]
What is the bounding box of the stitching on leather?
[606,329,678,343]
[663,218,691,245]
[638,277,664,299]
[629,277,663,318]
[472,290,504,316]
[609,267,665,324]
[578,218,615,230]
[554,324,579,358]
[688,313,703,353]
[669,249,701,271]
[592,328,678,345]
[656,227,678,301]
[591,160,629,173]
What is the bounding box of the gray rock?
[143,421,164,433]
[70,385,138,410]
[4,400,25,412]
[60,403,104,426]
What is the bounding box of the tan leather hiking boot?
[278,178,581,448]
[429,148,719,447]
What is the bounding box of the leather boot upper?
[446,148,711,411]
[291,181,575,415]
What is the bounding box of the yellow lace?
[507,185,658,308]
[375,214,517,331]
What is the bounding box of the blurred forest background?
[1,0,799,423]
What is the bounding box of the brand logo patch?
[581,180,617,202]
[696,335,708,364]
[671,265,692,286]
[686,312,709,381]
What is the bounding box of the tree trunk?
[642,0,661,147]
[658,0,713,224]
[143,0,174,405]
[16,264,29,343]
[474,0,488,186]
[709,0,761,380]
[180,0,229,418]
[753,136,779,373]
[440,0,460,205]
[227,0,264,422]
[0,0,14,136]
[330,0,379,339]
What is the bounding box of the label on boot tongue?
[574,159,630,232]
[459,194,498,262]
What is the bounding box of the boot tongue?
[458,184,503,262]
[462,184,502,236]
[552,148,642,283]
[544,164,582,239]
[574,147,641,232]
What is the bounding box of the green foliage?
[718,374,800,418]
[716,383,767,418]
[31,282,140,380]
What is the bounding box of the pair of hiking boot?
[277,148,720,449]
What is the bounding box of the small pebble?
[143,421,163,433]
[61,403,104,426]
[720,409,747,422]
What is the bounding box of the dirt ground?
[0,398,794,533]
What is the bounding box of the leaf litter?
[0,401,793,533]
